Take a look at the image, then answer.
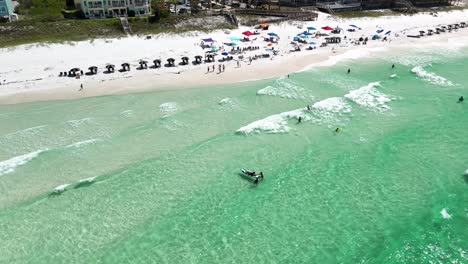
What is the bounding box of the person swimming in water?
[298,116,302,123]
[335,127,340,133]
[392,64,395,69]
[347,68,351,74]
[458,96,464,103]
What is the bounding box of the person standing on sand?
[222,64,225,72]
[79,84,83,91]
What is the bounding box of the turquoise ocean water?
[0,47,467,263]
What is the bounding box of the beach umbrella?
[267,32,278,37]
[322,26,333,31]
[349,24,361,29]
[229,36,241,41]
[385,30,391,35]
[308,42,316,45]
[267,43,273,46]
[202,38,214,43]
[376,29,384,33]
[221,52,229,56]
[242,31,254,36]
[307,26,316,31]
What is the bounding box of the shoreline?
[1,10,468,105]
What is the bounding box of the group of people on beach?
[207,64,226,74]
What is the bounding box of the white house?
[75,0,151,18]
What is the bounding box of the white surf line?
[411,65,454,87]
[3,125,46,138]
[0,149,47,176]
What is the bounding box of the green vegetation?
[336,10,399,18]
[0,0,232,48]
[0,15,233,48]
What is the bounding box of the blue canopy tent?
[308,41,316,45]
[376,29,384,33]
[385,30,392,35]
[229,36,241,41]
[221,52,229,56]
[349,25,361,29]
[267,32,278,37]
[307,26,316,31]
[372,34,380,40]
[202,38,214,42]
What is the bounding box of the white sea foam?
[344,82,391,112]
[78,176,96,183]
[390,74,397,78]
[4,125,46,138]
[120,110,134,117]
[411,66,454,86]
[53,184,70,193]
[237,96,353,134]
[65,139,101,149]
[312,97,352,114]
[464,169,468,176]
[159,102,178,118]
[66,118,94,128]
[218,97,238,108]
[237,109,305,134]
[0,149,46,176]
[440,208,452,219]
[257,77,308,99]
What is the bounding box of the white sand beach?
[1,10,468,105]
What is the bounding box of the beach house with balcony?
[0,0,17,22]
[75,0,151,18]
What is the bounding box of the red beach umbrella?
[322,26,333,31]
[242,31,254,36]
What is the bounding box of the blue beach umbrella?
[350,24,360,29]
[307,26,316,31]
[267,32,278,37]
[385,30,392,35]
[308,41,316,45]
[221,52,229,56]
[229,36,241,41]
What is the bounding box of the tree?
[191,0,202,14]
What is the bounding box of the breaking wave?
[440,208,452,219]
[4,125,46,138]
[65,139,101,149]
[159,102,178,118]
[344,82,392,112]
[66,118,95,128]
[236,109,304,134]
[0,149,47,176]
[237,97,352,135]
[411,66,454,87]
[257,77,309,99]
[218,97,239,108]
